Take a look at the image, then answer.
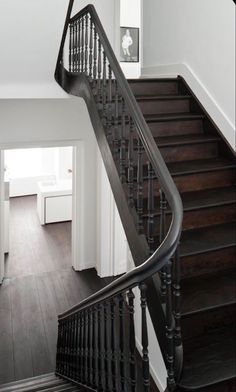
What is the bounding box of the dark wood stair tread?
[168,157,236,177]
[181,269,236,315]
[179,326,236,390]
[128,77,179,82]
[143,186,236,216]
[180,222,236,257]
[136,95,191,101]
[155,134,220,147]
[180,186,236,210]
[144,112,205,122]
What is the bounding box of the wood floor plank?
[35,273,61,369]
[5,196,72,278]
[0,279,14,384]
[10,276,34,381]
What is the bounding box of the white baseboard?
[141,63,236,152]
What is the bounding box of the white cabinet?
[45,195,72,223]
[37,180,72,225]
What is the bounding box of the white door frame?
[0,140,85,283]
[0,151,4,284]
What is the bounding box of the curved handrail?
[56,2,183,320]
[55,2,183,386]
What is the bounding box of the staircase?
[128,78,236,391]
[1,2,235,392]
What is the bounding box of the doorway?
[4,146,73,278]
[0,142,84,283]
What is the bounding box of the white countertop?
[37,179,72,197]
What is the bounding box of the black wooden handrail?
[57,2,182,319]
[55,2,183,390]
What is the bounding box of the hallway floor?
[0,196,112,384]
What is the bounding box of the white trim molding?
[141,63,236,151]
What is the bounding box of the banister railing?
[55,2,183,391]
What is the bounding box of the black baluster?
[102,52,107,128]
[72,22,75,72]
[71,316,76,380]
[119,98,126,183]
[127,289,136,392]
[74,20,78,72]
[97,39,102,103]
[78,18,81,72]
[69,23,73,72]
[84,14,89,74]
[89,17,93,79]
[81,16,85,72]
[137,138,144,234]
[84,310,88,384]
[56,321,61,373]
[70,317,74,379]
[160,190,167,298]
[104,301,109,391]
[106,65,113,144]
[93,27,97,87]
[94,305,99,388]
[113,81,120,162]
[140,283,150,391]
[128,119,135,208]
[147,162,155,254]
[118,293,125,391]
[97,304,103,390]
[166,260,176,391]
[91,306,96,388]
[76,314,81,382]
[87,309,91,385]
[173,246,182,357]
[110,298,117,392]
[80,311,84,383]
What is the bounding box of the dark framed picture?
[120,27,139,63]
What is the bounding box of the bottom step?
[0,373,81,392]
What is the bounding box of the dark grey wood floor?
[0,196,112,385]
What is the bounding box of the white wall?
[0,0,116,98]
[142,0,236,149]
[0,98,97,269]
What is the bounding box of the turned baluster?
[118,293,125,391]
[104,301,110,391]
[89,17,93,79]
[173,246,182,355]
[91,306,96,388]
[160,190,167,298]
[80,312,84,382]
[147,162,155,254]
[93,27,98,87]
[81,16,85,72]
[137,138,144,234]
[74,20,78,72]
[119,98,126,183]
[106,64,113,144]
[97,304,103,390]
[113,81,120,162]
[127,289,136,392]
[97,39,102,103]
[140,283,150,391]
[102,52,107,128]
[110,297,117,392]
[128,119,135,208]
[69,23,73,72]
[84,14,89,74]
[166,260,176,391]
